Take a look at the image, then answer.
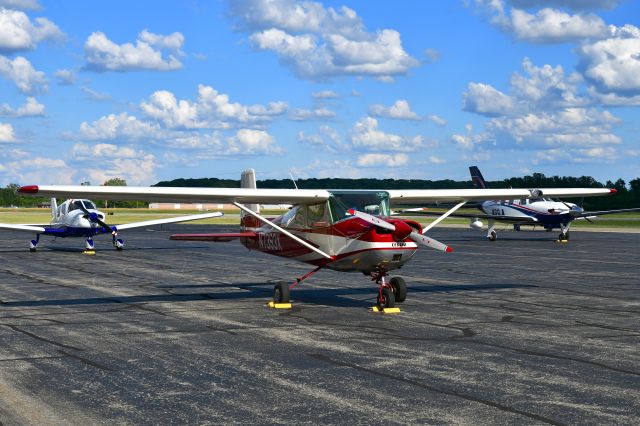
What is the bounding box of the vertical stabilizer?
[240,169,260,229]
[240,169,260,214]
[469,166,488,189]
[50,197,58,219]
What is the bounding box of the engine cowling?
[470,218,483,230]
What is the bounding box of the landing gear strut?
[271,265,322,305]
[29,234,39,252]
[371,268,406,309]
[558,224,570,242]
[487,219,497,241]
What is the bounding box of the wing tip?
[18,185,39,194]
[445,246,453,253]
[609,188,617,194]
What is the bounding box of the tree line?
[2,174,639,210]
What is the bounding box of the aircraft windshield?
[68,200,96,212]
[328,191,390,222]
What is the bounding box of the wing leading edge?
[0,223,46,233]
[18,185,329,205]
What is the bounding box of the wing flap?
[170,232,256,242]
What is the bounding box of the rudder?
[469,166,488,189]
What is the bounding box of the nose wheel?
[371,268,407,309]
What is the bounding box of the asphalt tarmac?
[1,225,638,425]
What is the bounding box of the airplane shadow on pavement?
[1,282,536,309]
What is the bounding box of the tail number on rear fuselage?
[259,232,282,251]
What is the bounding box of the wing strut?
[422,201,467,234]
[232,202,333,260]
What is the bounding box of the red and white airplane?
[17,170,615,308]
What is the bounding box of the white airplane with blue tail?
[407,166,639,242]
[0,198,222,253]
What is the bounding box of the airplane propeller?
[77,202,120,245]
[346,209,452,252]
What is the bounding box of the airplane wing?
[18,185,329,205]
[535,188,617,198]
[387,188,615,204]
[0,223,46,233]
[398,210,538,223]
[114,212,224,231]
[170,232,257,242]
[577,207,640,218]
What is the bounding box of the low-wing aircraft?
[17,169,615,308]
[404,166,638,242]
[0,198,222,253]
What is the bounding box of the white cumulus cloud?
[230,0,418,81]
[368,99,421,120]
[0,8,63,52]
[0,96,44,117]
[71,142,157,185]
[140,85,287,129]
[349,117,432,152]
[475,1,609,43]
[0,122,16,142]
[84,30,184,72]
[0,55,47,94]
[510,8,607,43]
[357,153,409,167]
[577,24,640,99]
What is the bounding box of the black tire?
[513,224,521,232]
[377,287,395,309]
[559,232,569,241]
[273,282,290,303]
[390,277,407,303]
[488,230,497,241]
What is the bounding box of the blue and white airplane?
[0,198,222,253]
[408,166,638,242]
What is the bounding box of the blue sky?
[0,0,639,186]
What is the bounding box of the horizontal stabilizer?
[170,232,256,242]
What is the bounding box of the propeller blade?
[346,208,396,231]
[78,203,114,234]
[409,231,452,253]
[347,208,453,253]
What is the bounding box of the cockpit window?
[68,200,96,212]
[328,191,390,222]
[68,201,84,212]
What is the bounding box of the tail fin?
[469,166,488,189]
[50,197,58,219]
[240,169,260,229]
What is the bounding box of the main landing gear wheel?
[390,277,407,303]
[273,282,290,304]
[488,230,497,241]
[377,287,395,309]
[559,232,569,241]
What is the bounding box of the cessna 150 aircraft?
[407,166,638,242]
[0,197,222,252]
[17,169,616,308]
